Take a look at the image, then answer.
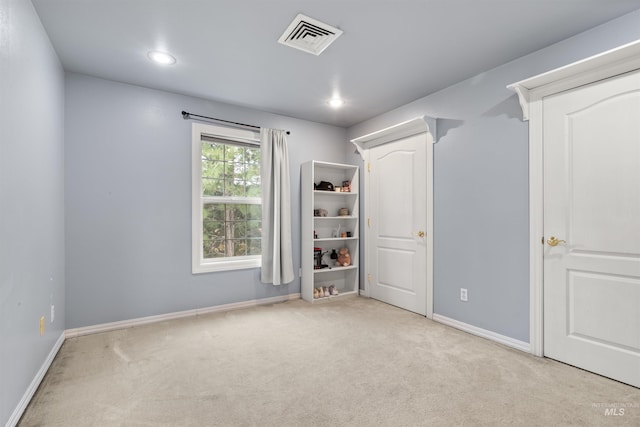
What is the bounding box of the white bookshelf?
[301,161,359,303]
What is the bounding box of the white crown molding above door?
[351,117,434,156]
[508,39,640,121]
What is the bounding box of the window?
[192,123,261,273]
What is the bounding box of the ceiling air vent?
[278,14,343,56]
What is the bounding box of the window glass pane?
[246,204,261,220]
[202,142,224,161]
[202,160,224,179]
[203,219,224,239]
[246,148,260,166]
[203,204,226,221]
[246,147,260,196]
[202,178,224,196]
[247,220,261,238]
[203,211,225,258]
[232,205,246,220]
[225,145,245,163]
[233,222,247,238]
[247,239,261,256]
[203,237,225,258]
[246,184,260,197]
[233,239,248,257]
[232,163,246,181]
[246,150,260,176]
[225,178,245,197]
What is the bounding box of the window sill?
[193,257,261,274]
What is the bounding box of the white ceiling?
[33,0,640,128]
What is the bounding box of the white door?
[369,134,427,315]
[543,69,640,387]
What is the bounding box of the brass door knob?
[547,236,566,247]
[416,231,425,238]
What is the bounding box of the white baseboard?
[6,332,65,427]
[65,293,301,338]
[432,314,531,353]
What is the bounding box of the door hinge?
[367,163,371,172]
[367,218,371,227]
[541,236,544,245]
[367,273,371,283]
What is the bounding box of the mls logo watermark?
[604,407,625,417]
[592,402,638,417]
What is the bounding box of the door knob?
[547,236,566,247]
[416,231,425,238]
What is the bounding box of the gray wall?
[64,73,348,328]
[347,9,640,342]
[0,0,66,425]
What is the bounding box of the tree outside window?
[200,140,261,259]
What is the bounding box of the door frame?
[351,117,435,319]
[509,39,640,356]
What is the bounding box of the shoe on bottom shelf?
[329,285,339,296]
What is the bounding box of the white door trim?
[508,39,640,356]
[351,117,435,319]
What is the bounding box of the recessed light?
[328,98,345,108]
[147,50,176,65]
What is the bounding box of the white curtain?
[260,128,294,285]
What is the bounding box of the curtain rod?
[181,110,290,135]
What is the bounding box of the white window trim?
[191,122,261,274]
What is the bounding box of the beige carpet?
[18,297,640,426]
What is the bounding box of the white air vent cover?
[278,14,343,56]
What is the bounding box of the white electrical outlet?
[50,304,55,323]
[460,288,468,302]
